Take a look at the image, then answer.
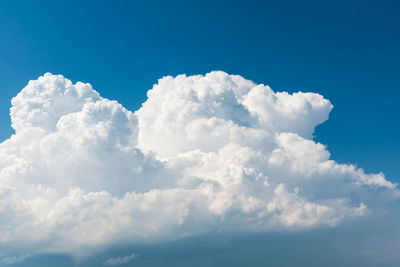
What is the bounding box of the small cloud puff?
[0,71,397,259]
[103,253,137,266]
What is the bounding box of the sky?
[0,0,399,266]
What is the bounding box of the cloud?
[0,254,30,265]
[103,253,137,266]
[0,72,397,259]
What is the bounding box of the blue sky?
[0,0,399,266]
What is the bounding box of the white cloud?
[103,253,137,266]
[0,71,397,259]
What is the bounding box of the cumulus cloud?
[0,72,397,259]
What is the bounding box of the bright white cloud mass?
[0,72,398,260]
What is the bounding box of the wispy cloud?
[0,254,30,265]
[103,253,137,266]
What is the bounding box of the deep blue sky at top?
[0,0,399,180]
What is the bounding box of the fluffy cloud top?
[0,72,397,259]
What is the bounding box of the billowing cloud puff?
[0,72,397,259]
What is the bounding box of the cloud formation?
[103,253,137,266]
[0,254,30,265]
[0,72,397,259]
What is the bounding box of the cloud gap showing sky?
[0,71,397,262]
